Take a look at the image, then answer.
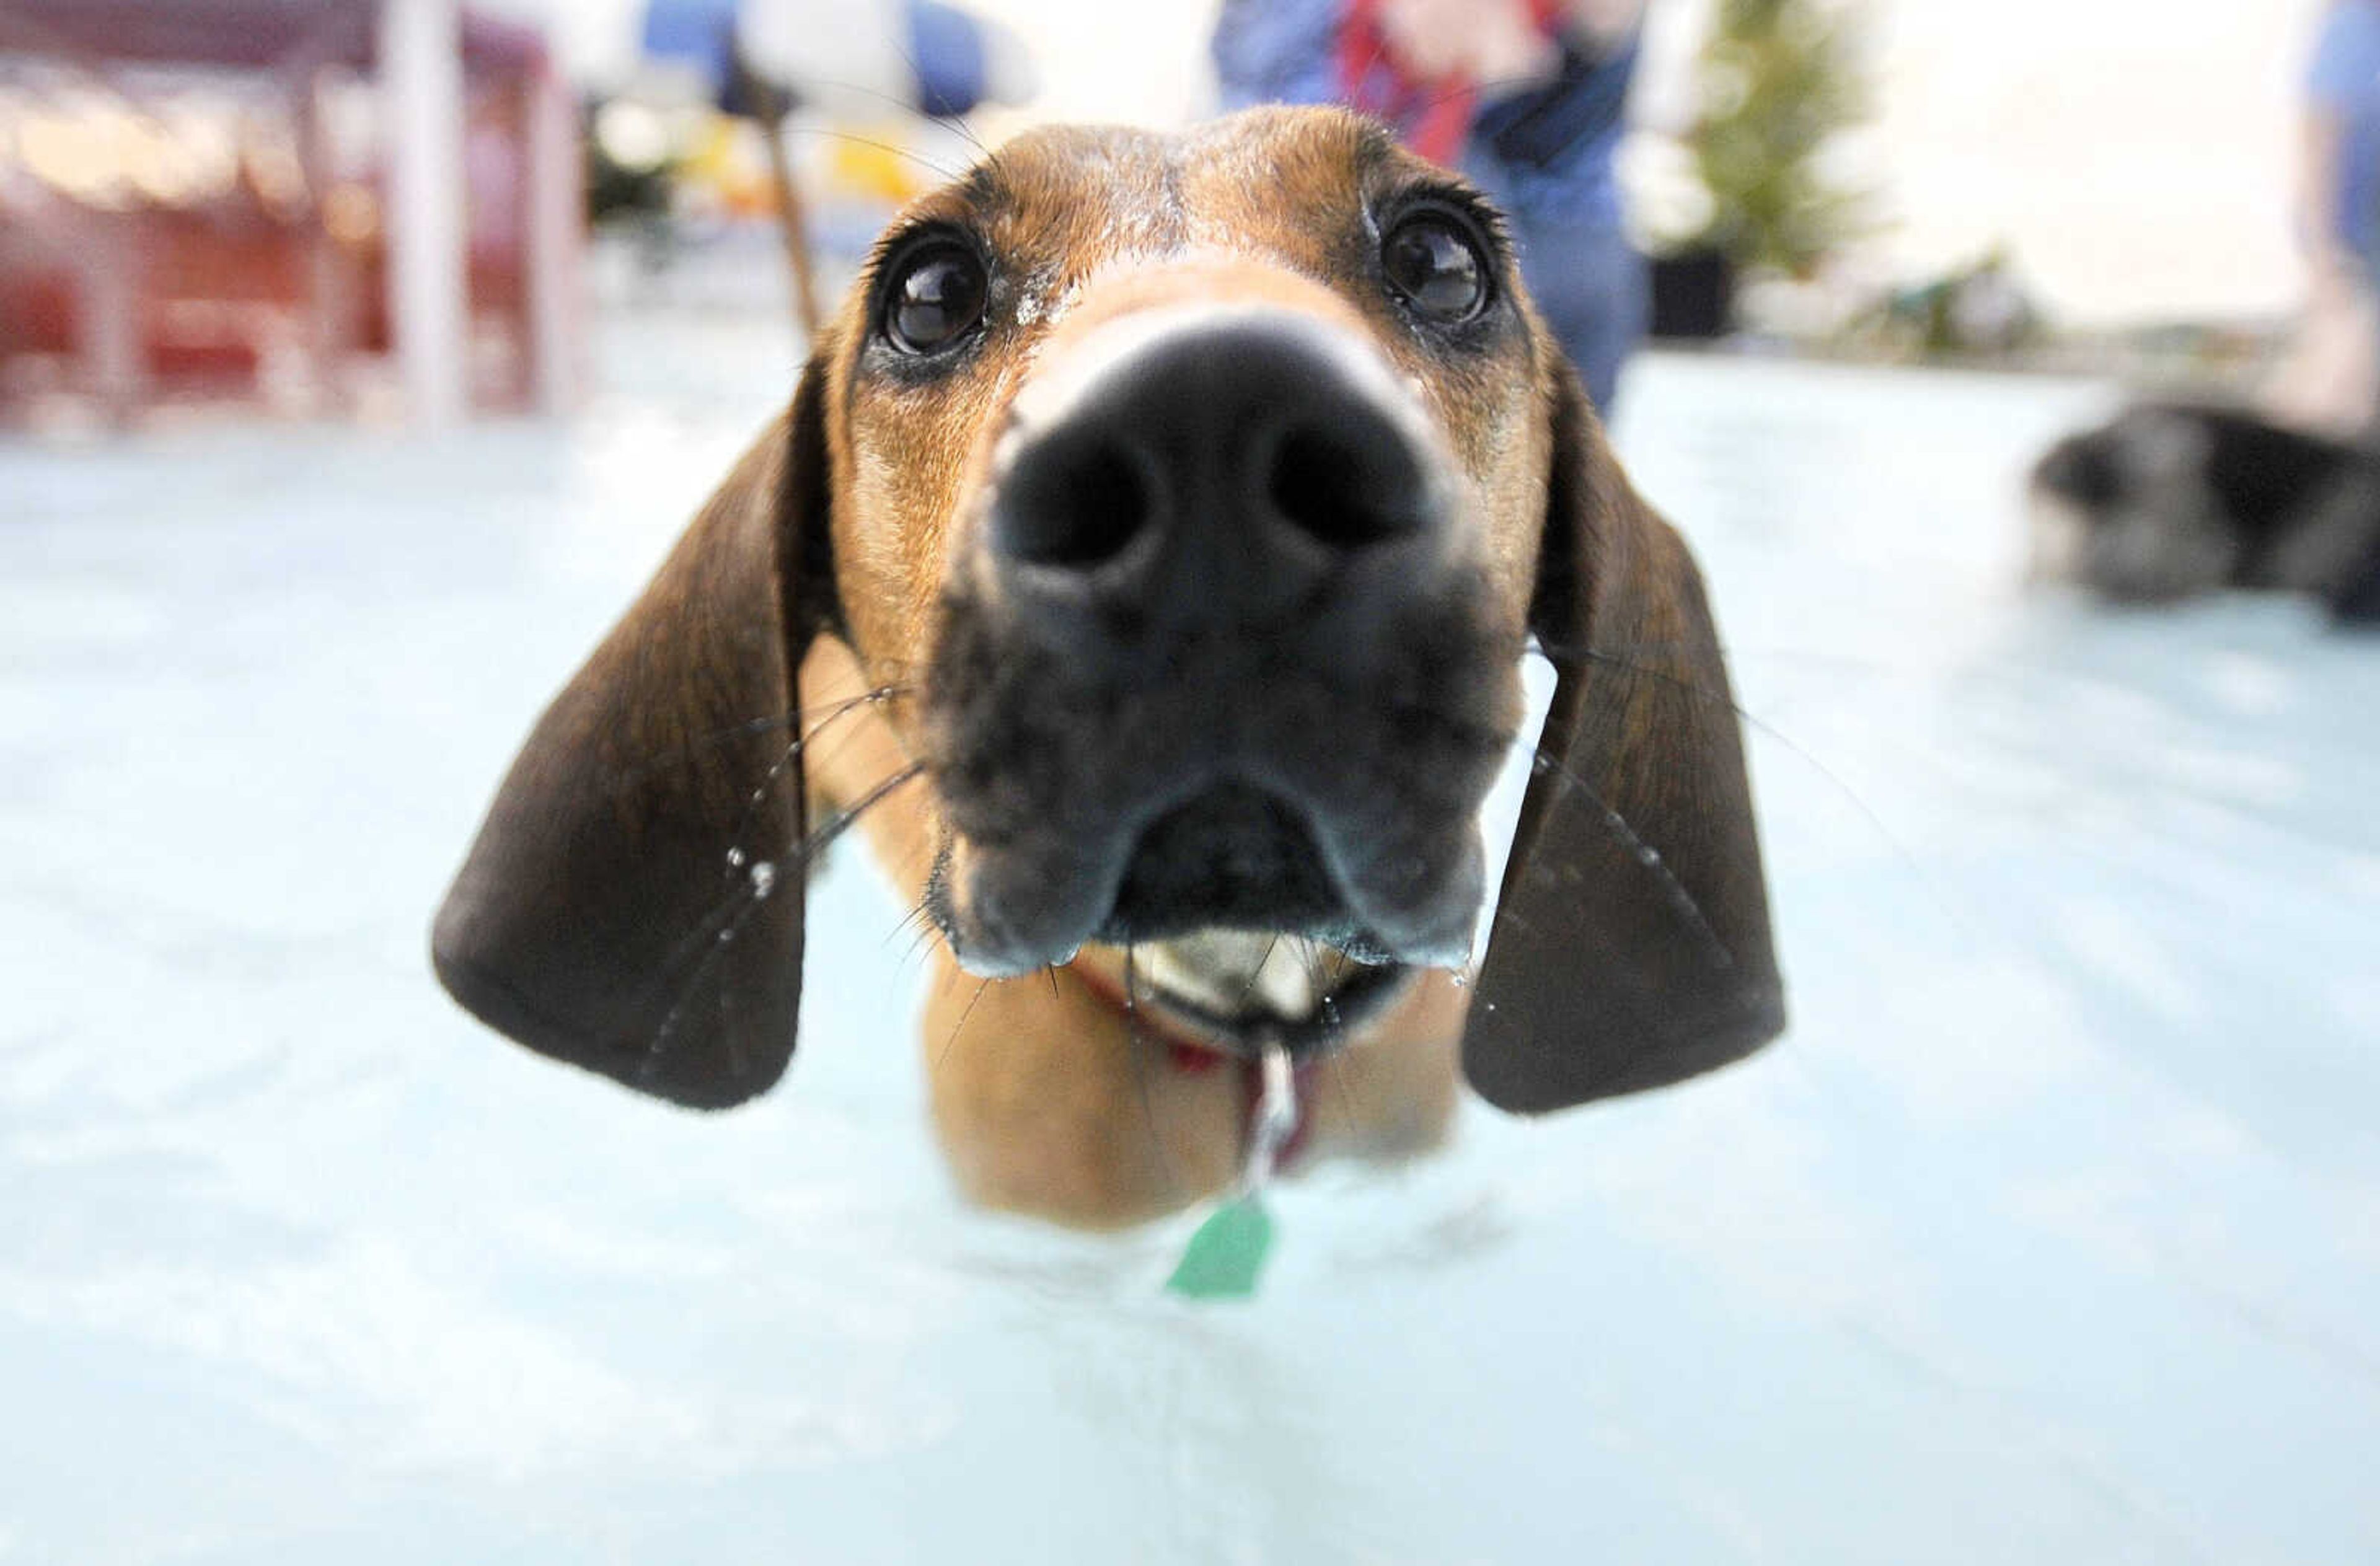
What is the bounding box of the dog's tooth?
[1142,941,1235,1014]
[1253,943,1316,1020]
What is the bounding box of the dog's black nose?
[987,312,1450,650]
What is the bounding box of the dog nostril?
[1266,424,1413,551]
[997,438,1152,569]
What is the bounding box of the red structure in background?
[0,0,579,426]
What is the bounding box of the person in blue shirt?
[2299,0,2380,431]
[1213,0,1647,413]
[2306,0,2380,290]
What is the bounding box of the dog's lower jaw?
[927,811,1487,986]
[1052,928,1426,1067]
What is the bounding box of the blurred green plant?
[1844,246,2044,360]
[1685,0,1873,279]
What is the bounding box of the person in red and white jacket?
[1214,0,1649,411]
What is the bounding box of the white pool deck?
[4,327,2377,1564]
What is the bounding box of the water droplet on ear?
[1530,754,1553,775]
[1449,973,1468,989]
[749,860,778,899]
[725,847,747,868]
[718,929,735,944]
[1635,845,1662,868]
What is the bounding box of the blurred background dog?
[2028,400,2380,621]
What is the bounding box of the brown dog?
[433,108,1784,1229]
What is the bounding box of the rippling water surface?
[4,335,2376,1564]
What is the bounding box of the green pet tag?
[1165,1036,1294,1301]
[1165,1195,1276,1300]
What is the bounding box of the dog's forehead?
[828,107,1541,589]
[935,110,1407,286]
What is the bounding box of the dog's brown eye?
[886,244,987,354]
[1382,214,1488,323]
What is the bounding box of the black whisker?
[782,125,966,183]
[937,975,996,1072]
[860,32,997,163]
[886,891,935,945]
[1122,943,1181,1199]
[1230,933,1285,1019]
[1348,19,1395,108]
[887,891,943,973]
[1326,1047,1362,1136]
[801,73,993,161]
[667,755,927,980]
[1499,727,1736,972]
[1299,937,1366,1128]
[883,891,946,981]
[609,684,907,800]
[807,760,929,857]
[718,687,911,874]
[1282,933,1329,1031]
[641,762,928,1078]
[1533,639,1968,938]
[1405,69,1572,121]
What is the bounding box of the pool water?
[4,332,2376,1564]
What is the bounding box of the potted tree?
[1649,0,1871,340]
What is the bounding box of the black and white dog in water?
[2027,400,2380,625]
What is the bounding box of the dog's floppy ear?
[1463,361,1784,1112]
[432,353,839,1109]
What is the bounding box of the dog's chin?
[928,780,1485,993]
